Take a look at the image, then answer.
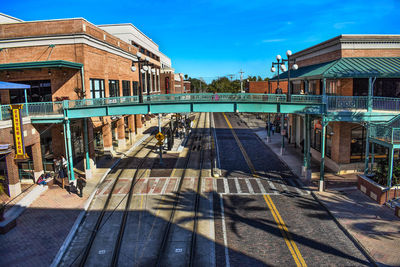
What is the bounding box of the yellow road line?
[263,195,307,267]
[222,112,307,267]
[222,113,258,177]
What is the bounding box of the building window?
[326,80,338,95]
[353,78,368,96]
[374,78,400,98]
[122,80,131,96]
[140,47,145,53]
[132,81,139,96]
[90,79,105,99]
[292,81,301,94]
[142,73,147,93]
[11,80,52,103]
[109,80,120,97]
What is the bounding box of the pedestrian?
[77,176,87,197]
[37,174,47,185]
[213,91,219,101]
[271,125,275,135]
[60,155,68,188]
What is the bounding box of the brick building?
[0,13,180,197]
[269,35,400,173]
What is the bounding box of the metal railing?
[370,124,400,144]
[143,93,287,103]
[291,95,323,103]
[327,96,369,111]
[67,96,139,109]
[372,97,400,112]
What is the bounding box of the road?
[212,112,371,266]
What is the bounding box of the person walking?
[271,124,275,135]
[77,176,87,197]
[60,155,68,189]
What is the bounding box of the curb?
[50,128,156,267]
[310,191,378,267]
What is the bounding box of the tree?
[184,74,188,80]
[189,78,208,93]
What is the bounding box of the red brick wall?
[357,175,399,205]
[268,81,288,94]
[248,81,268,94]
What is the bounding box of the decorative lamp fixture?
[286,50,292,57]
[142,65,149,71]
[271,66,276,73]
[140,69,145,73]
[48,70,52,76]
[131,66,137,72]
[276,55,282,61]
[292,64,299,70]
[280,64,287,72]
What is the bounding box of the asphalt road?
[213,112,371,267]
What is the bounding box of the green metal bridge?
[1,93,399,190]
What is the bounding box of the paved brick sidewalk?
[241,113,400,266]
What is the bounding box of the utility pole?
[239,69,244,93]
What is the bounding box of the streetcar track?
[74,132,158,267]
[155,112,208,266]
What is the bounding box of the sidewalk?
[0,116,164,267]
[241,113,400,267]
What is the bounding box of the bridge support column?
[371,143,375,173]
[65,119,75,181]
[302,115,311,181]
[364,124,370,175]
[319,118,326,192]
[102,123,113,154]
[387,147,394,188]
[117,118,126,149]
[32,142,44,181]
[83,118,92,179]
[280,113,285,155]
[128,115,136,144]
[368,77,373,113]
[267,113,271,143]
[135,114,143,135]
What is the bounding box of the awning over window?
[270,57,400,80]
[0,60,83,70]
[0,81,30,90]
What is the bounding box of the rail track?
[155,112,209,266]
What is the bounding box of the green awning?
[271,57,400,80]
[0,60,83,70]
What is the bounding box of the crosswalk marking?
[234,178,242,193]
[102,177,309,196]
[256,179,266,194]
[223,178,229,194]
[268,181,276,191]
[280,183,289,192]
[245,178,254,194]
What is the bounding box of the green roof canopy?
[271,57,400,80]
[0,60,83,70]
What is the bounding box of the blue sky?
[2,0,400,82]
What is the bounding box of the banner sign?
[11,104,29,160]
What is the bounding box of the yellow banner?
[11,104,29,160]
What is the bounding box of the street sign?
[155,132,165,141]
[156,141,164,146]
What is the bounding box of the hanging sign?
[11,104,29,160]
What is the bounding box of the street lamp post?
[270,51,298,155]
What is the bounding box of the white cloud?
[261,38,286,43]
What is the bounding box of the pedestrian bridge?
[0,93,399,124]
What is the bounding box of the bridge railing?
[144,93,287,103]
[370,124,400,144]
[372,97,400,112]
[67,96,139,108]
[291,95,323,103]
[327,96,369,111]
[0,102,63,121]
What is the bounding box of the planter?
[357,175,400,205]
